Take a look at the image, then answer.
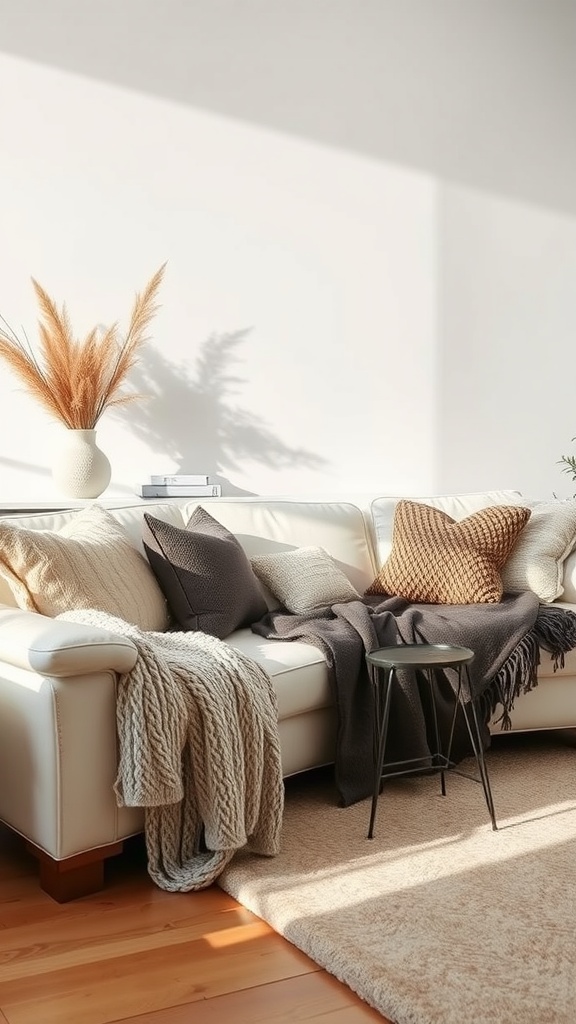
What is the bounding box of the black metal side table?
[365,643,497,839]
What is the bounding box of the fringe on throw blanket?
[479,630,540,730]
[481,603,576,730]
[58,609,284,893]
[533,602,576,670]
[253,591,576,805]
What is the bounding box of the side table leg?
[460,667,498,830]
[426,667,446,796]
[445,666,463,768]
[368,666,394,839]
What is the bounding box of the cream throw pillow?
[501,499,576,603]
[251,546,360,614]
[0,504,169,630]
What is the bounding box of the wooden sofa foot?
[25,841,124,902]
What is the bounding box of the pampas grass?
[0,265,165,429]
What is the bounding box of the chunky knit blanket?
[59,610,284,892]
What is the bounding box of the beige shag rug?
[218,733,576,1024]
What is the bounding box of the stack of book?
[136,474,222,498]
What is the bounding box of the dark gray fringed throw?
[252,592,576,806]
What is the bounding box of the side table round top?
[366,643,475,670]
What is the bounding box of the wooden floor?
[0,825,386,1024]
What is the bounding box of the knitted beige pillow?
[0,504,169,630]
[251,546,360,614]
[366,500,531,604]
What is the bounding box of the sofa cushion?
[0,504,170,630]
[142,506,268,639]
[366,499,531,604]
[226,627,331,719]
[251,546,361,614]
[501,499,576,603]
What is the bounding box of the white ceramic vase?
[51,428,112,499]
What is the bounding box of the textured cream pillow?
[0,504,169,630]
[366,500,531,604]
[501,499,576,602]
[251,546,360,614]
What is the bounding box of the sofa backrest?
[182,498,379,595]
[0,489,539,613]
[0,497,379,611]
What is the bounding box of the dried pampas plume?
[0,264,166,429]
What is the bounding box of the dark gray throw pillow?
[142,506,268,639]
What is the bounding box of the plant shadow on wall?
[119,328,328,496]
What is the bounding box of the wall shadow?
[116,328,328,495]
[1,3,575,217]
[0,455,51,478]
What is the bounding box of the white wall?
[438,185,576,498]
[0,0,575,500]
[0,53,437,499]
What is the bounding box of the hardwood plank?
[106,972,385,1023]
[0,888,255,970]
[0,863,315,1024]
[0,826,389,1024]
[0,932,314,1024]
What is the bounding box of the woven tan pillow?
[366,500,531,604]
[0,504,169,630]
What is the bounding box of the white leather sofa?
[1,491,576,901]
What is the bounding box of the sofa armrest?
[0,604,138,677]
[561,550,576,604]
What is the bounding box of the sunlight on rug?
[218,733,576,1024]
